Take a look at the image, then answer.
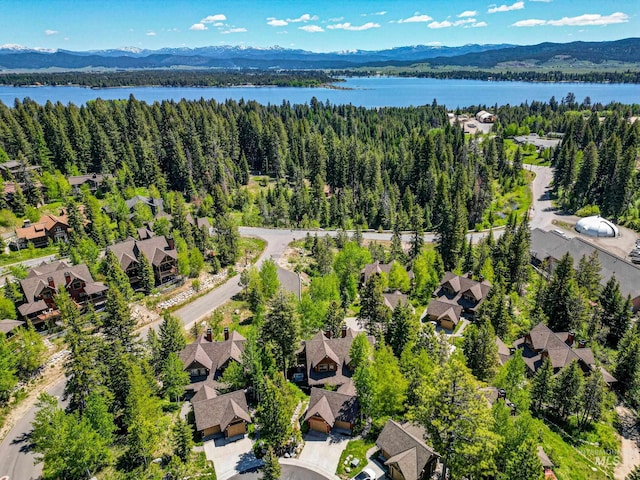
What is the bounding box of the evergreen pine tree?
[137,252,155,294]
[531,357,553,411]
[103,288,137,351]
[172,417,194,463]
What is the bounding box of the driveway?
[298,431,350,478]
[203,435,261,480]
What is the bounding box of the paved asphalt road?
[1,165,606,480]
[226,463,335,480]
[0,379,65,480]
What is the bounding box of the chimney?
[64,272,71,285]
[509,347,516,355]
[498,388,507,400]
[466,271,473,279]
[578,340,587,349]
[541,349,549,361]
[23,219,31,227]
[47,276,55,288]
[324,328,332,339]
[92,173,97,178]
[224,327,229,341]
[166,236,175,251]
[205,328,212,342]
[341,325,348,338]
[566,331,575,346]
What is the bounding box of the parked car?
[291,372,305,383]
[351,468,377,480]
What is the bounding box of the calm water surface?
[0,76,638,108]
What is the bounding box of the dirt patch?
[615,405,640,479]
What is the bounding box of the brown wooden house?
[376,420,439,480]
[426,272,491,329]
[17,261,108,326]
[192,388,251,438]
[304,382,358,434]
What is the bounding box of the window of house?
[318,364,329,372]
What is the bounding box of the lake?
[0,76,638,108]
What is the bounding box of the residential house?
[0,160,41,182]
[304,382,359,434]
[191,388,251,439]
[475,110,497,123]
[15,213,70,248]
[495,337,513,366]
[361,261,414,286]
[68,173,112,195]
[376,419,440,480]
[383,291,413,312]
[186,213,213,236]
[537,446,557,479]
[179,328,246,391]
[513,134,562,152]
[0,319,25,337]
[530,228,640,312]
[425,272,491,329]
[17,261,108,326]
[107,235,178,287]
[297,326,375,388]
[510,322,616,384]
[479,387,516,415]
[125,195,164,217]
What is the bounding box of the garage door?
[309,418,329,433]
[226,421,246,438]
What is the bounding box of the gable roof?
[192,389,251,432]
[304,387,358,427]
[376,420,439,480]
[0,319,25,334]
[179,331,247,375]
[382,291,411,311]
[433,272,491,316]
[512,322,615,383]
[426,299,463,325]
[302,328,375,387]
[68,173,111,187]
[530,228,640,307]
[16,213,69,241]
[107,235,177,269]
[19,261,97,302]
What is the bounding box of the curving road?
[0,165,561,480]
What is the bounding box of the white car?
[351,468,377,480]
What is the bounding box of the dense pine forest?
[0,70,337,88]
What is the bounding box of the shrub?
[576,205,600,217]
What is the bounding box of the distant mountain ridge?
[0,38,638,71]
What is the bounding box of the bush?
[0,209,18,227]
[575,205,600,217]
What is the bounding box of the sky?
[0,0,638,52]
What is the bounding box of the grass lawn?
[238,237,266,266]
[535,417,615,480]
[480,171,533,229]
[336,438,376,478]
[0,244,58,268]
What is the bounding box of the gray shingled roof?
[192,389,250,432]
[107,235,177,269]
[432,272,491,315]
[303,328,375,387]
[0,319,24,334]
[376,420,439,480]
[531,228,640,305]
[304,387,358,427]
[179,331,247,376]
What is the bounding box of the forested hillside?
[0,95,638,242]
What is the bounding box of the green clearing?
[336,438,376,478]
[479,171,533,230]
[0,244,58,268]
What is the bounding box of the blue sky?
[1,0,638,52]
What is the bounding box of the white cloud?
[427,18,476,29]
[512,12,629,27]
[361,11,387,17]
[530,0,552,2]
[548,12,628,26]
[287,14,318,23]
[428,20,453,29]
[267,17,288,27]
[329,17,344,22]
[488,2,525,14]
[471,21,488,27]
[298,25,324,32]
[458,10,478,18]
[221,27,247,34]
[146,31,156,36]
[398,14,433,23]
[44,29,59,35]
[201,14,226,23]
[213,22,225,27]
[189,23,207,31]
[512,18,547,27]
[327,22,380,31]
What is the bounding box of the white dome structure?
[575,216,619,238]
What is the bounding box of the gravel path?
[615,405,640,479]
